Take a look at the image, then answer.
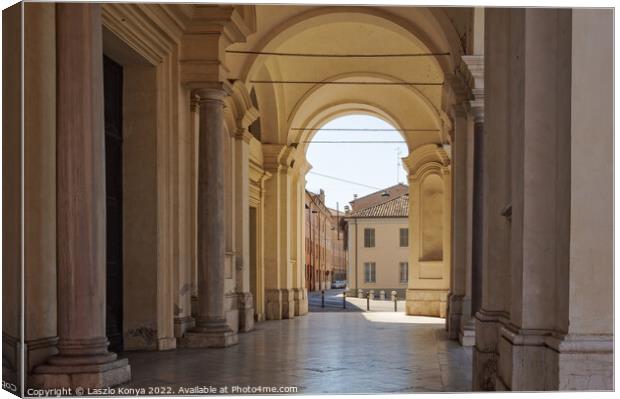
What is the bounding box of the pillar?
[473,9,512,390]
[476,8,612,391]
[469,103,484,324]
[189,98,199,318]
[447,103,468,341]
[173,89,196,339]
[290,164,309,316]
[460,55,485,348]
[180,86,238,348]
[263,145,295,320]
[3,3,23,392]
[403,145,451,317]
[234,129,254,332]
[32,3,130,388]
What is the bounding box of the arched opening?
[303,113,410,304]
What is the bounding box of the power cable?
[251,80,443,86]
[308,171,383,190]
[226,50,451,58]
[298,141,406,144]
[291,128,439,132]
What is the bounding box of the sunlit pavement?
[308,289,407,312]
[119,310,472,394]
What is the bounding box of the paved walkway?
[119,308,472,394]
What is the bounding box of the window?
[399,228,409,247]
[364,228,375,248]
[399,262,408,283]
[364,262,376,283]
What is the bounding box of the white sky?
[305,115,409,210]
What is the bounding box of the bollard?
[392,291,398,312]
[358,289,364,299]
[366,292,370,311]
[343,290,346,309]
[379,290,386,300]
[321,289,325,308]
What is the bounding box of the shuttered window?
[399,228,409,247]
[364,262,376,283]
[364,228,375,248]
[399,262,408,283]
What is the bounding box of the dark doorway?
[103,55,124,353]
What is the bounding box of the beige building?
[2,2,612,392]
[345,192,410,297]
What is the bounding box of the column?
[473,9,511,390]
[290,167,308,316]
[180,86,238,348]
[234,129,254,332]
[262,145,295,320]
[32,3,130,388]
[277,164,295,319]
[447,103,468,341]
[460,55,485,347]
[189,97,199,318]
[469,106,484,320]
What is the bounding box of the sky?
[305,115,409,210]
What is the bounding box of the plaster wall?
[346,218,409,292]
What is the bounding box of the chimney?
[319,189,325,203]
[344,205,351,214]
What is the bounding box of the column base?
[281,288,295,319]
[173,316,196,338]
[293,288,308,316]
[237,292,254,333]
[458,322,476,347]
[178,322,238,348]
[31,356,130,389]
[472,309,503,391]
[473,345,498,391]
[497,327,612,391]
[265,289,282,320]
[446,294,464,339]
[405,289,448,317]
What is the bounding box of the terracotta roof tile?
[348,194,409,218]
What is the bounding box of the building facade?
[304,190,347,291]
[3,2,612,392]
[345,193,409,297]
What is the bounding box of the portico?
[2,2,613,393]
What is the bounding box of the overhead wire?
[250,80,443,86]
[308,171,383,190]
[226,50,451,58]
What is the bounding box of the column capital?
[191,81,233,103]
[442,74,469,113]
[234,129,254,144]
[262,144,296,173]
[403,144,450,181]
[190,95,200,113]
[461,55,485,123]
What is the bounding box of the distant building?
[304,190,347,291]
[344,190,409,297]
[348,183,408,211]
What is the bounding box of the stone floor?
[120,298,472,394]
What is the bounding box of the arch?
[284,73,447,153]
[238,6,462,82]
